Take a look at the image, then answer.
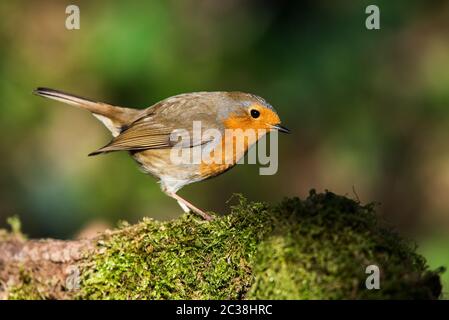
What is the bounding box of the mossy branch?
[0,191,444,299]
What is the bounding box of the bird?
[33,88,290,220]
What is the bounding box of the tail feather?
[33,87,139,137]
[34,87,113,116]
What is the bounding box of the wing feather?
[89,104,222,156]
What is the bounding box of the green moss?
[7,268,48,300]
[78,191,443,299]
[247,194,443,299]
[6,215,22,236]
[0,215,25,241]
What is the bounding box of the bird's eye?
[250,109,260,119]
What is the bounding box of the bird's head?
[220,92,290,134]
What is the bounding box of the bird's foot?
[190,207,214,221]
[170,192,214,221]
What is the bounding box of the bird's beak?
[270,124,291,134]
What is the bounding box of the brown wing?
[88,94,223,155]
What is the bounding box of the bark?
[0,234,95,299]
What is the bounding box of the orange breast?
[199,120,264,178]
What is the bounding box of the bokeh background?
[0,1,448,294]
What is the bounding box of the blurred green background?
[0,1,448,295]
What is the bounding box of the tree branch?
[0,192,444,300]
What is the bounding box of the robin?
[33,88,290,220]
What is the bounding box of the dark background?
[0,1,448,294]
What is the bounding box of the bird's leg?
[177,200,190,213]
[167,192,213,221]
